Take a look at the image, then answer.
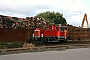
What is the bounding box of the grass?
[0,42,23,49]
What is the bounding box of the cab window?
[60,27,64,32]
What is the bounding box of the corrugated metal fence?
[67,27,90,40]
[0,29,33,42]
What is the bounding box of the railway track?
[0,40,90,55]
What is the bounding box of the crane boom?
[81,13,89,28]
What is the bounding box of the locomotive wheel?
[64,39,67,42]
[40,37,48,45]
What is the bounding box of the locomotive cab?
[59,26,67,40]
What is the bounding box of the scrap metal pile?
[0,15,50,29]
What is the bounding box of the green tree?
[35,11,67,25]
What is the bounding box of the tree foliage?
[35,11,67,25]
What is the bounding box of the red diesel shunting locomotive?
[33,25,68,43]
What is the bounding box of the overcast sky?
[0,0,90,27]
